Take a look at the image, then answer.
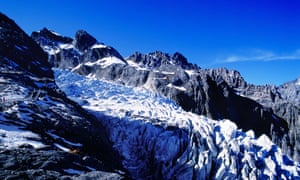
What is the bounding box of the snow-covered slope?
[55,68,300,179]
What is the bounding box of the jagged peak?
[148,51,170,59]
[127,51,195,70]
[172,52,188,66]
[74,30,97,52]
[207,67,248,88]
[31,27,73,44]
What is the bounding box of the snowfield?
[54,69,300,179]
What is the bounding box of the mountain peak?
[74,30,97,52]
[31,28,73,46]
[126,51,196,70]
[172,52,188,66]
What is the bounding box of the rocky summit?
[1,12,300,179]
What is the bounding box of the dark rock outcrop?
[31,28,125,70]
[74,30,97,52]
[207,68,300,161]
[0,12,124,178]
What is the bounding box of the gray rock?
[0,12,124,178]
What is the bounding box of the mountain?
[32,28,297,162]
[54,68,300,179]
[1,12,300,179]
[0,12,124,179]
[207,68,300,161]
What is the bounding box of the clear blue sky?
[2,0,300,85]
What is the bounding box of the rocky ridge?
[31,28,298,162]
[207,68,300,161]
[0,12,124,179]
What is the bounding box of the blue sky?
[2,0,300,85]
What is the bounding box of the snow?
[256,134,274,148]
[54,68,300,179]
[43,45,60,55]
[84,56,126,68]
[126,60,149,71]
[185,70,197,76]
[49,30,61,36]
[63,168,83,175]
[91,44,107,49]
[54,143,70,152]
[59,43,74,49]
[296,78,300,86]
[0,77,7,83]
[47,131,82,147]
[0,124,44,149]
[161,71,175,75]
[167,83,187,91]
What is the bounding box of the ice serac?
[54,68,300,179]
[207,68,300,161]
[0,13,123,179]
[33,29,298,163]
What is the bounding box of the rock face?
[31,28,125,70]
[207,68,300,161]
[32,27,298,160]
[54,68,300,179]
[32,28,293,161]
[0,13,123,179]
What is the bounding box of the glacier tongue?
[54,68,300,179]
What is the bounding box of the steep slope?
[208,68,300,161]
[32,30,293,161]
[0,13,123,179]
[54,68,300,179]
[31,28,126,69]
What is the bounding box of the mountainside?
[1,12,300,179]
[54,68,300,179]
[0,12,123,179]
[207,68,300,161]
[32,28,299,162]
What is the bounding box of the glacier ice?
[54,68,300,179]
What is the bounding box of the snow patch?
[296,78,300,86]
[63,168,83,175]
[84,56,126,68]
[43,46,60,55]
[126,60,149,71]
[91,44,107,49]
[0,124,44,149]
[161,71,175,75]
[59,43,74,49]
[167,83,187,91]
[185,70,197,76]
[49,30,61,36]
[54,143,70,152]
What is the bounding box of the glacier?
[54,68,300,179]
